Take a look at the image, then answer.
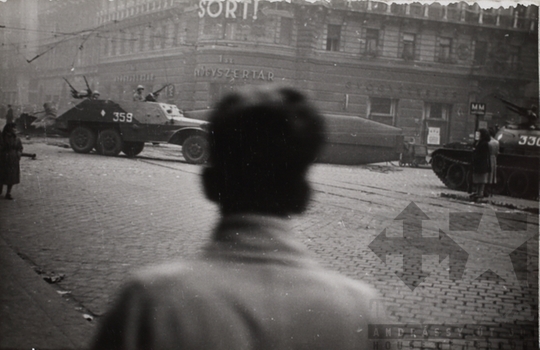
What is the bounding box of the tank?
[431,100,539,199]
[53,99,210,164]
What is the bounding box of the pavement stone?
[0,236,94,349]
[0,138,538,349]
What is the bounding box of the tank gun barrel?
[495,95,538,125]
[495,95,527,115]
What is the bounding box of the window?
[426,103,451,120]
[365,29,379,56]
[438,37,452,63]
[224,22,236,40]
[203,18,224,39]
[326,24,341,51]
[369,97,397,126]
[279,18,293,45]
[508,45,521,70]
[473,41,487,65]
[402,33,415,60]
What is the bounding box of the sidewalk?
[0,236,95,350]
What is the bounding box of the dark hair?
[478,128,490,143]
[203,85,325,216]
[2,122,16,135]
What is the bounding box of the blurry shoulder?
[123,259,218,291]
[307,266,380,301]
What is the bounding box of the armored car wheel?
[182,135,209,164]
[96,129,123,156]
[122,142,145,157]
[69,126,96,154]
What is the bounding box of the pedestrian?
[91,85,386,350]
[0,123,23,200]
[133,85,145,101]
[470,128,491,200]
[486,127,499,197]
[5,104,14,124]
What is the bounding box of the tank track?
[431,151,539,200]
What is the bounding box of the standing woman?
[487,127,500,196]
[0,123,23,200]
[471,128,491,200]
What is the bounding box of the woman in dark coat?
[0,123,23,200]
[471,128,491,200]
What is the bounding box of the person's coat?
[0,134,23,185]
[472,140,490,175]
[91,214,384,350]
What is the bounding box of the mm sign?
[470,102,486,116]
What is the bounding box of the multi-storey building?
[2,0,538,146]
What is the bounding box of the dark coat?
[6,108,14,124]
[0,134,23,185]
[472,140,490,174]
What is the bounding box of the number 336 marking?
[518,135,540,146]
[113,112,133,122]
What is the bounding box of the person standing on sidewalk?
[5,105,14,124]
[0,123,23,200]
[91,85,386,350]
[470,128,491,200]
[486,127,500,196]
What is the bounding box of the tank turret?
[431,98,539,199]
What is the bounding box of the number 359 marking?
[113,112,133,123]
[518,135,540,146]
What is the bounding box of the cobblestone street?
[1,138,538,349]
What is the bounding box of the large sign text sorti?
[198,0,261,20]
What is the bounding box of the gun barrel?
[152,84,171,95]
[63,77,77,91]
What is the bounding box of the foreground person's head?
[203,85,325,216]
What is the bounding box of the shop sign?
[346,80,458,100]
[427,127,440,145]
[198,0,260,20]
[194,66,274,81]
[470,102,486,116]
[114,74,155,83]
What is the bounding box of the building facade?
[2,0,538,146]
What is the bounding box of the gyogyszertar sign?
[194,66,274,81]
